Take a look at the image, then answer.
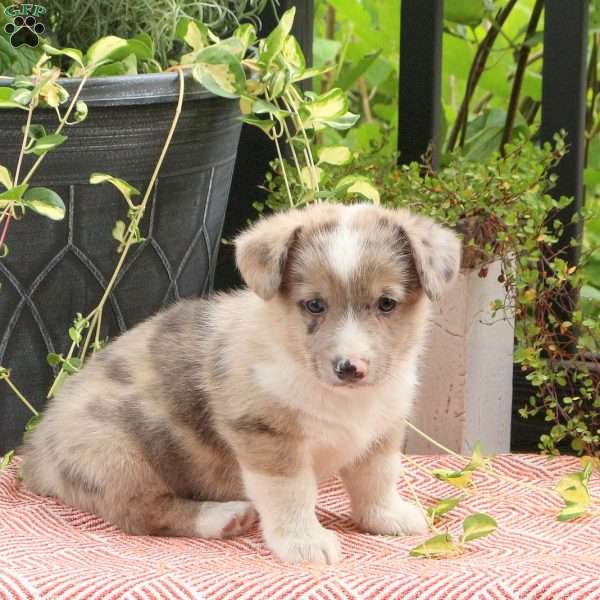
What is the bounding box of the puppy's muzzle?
[333,356,368,382]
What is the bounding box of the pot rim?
[0,69,217,107]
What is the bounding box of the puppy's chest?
[302,393,404,478]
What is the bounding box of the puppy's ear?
[235,211,302,300]
[394,209,462,302]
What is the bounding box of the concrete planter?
[406,259,514,455]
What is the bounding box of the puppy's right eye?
[304,298,327,314]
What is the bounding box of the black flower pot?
[0,72,242,453]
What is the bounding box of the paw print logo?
[4,15,45,48]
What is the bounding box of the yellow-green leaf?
[462,513,497,542]
[318,146,352,166]
[0,165,13,190]
[555,473,591,507]
[409,534,460,558]
[260,6,296,66]
[86,36,130,67]
[431,468,473,489]
[30,134,67,156]
[175,18,214,51]
[336,175,380,205]
[0,183,28,205]
[300,166,323,188]
[0,88,27,110]
[192,47,246,99]
[427,496,463,520]
[556,502,588,522]
[22,187,66,220]
[0,450,14,471]
[90,173,140,205]
[465,441,488,472]
[43,44,84,67]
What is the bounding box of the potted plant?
[0,5,367,459]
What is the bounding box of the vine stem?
[399,455,440,534]
[22,74,89,186]
[403,419,566,500]
[48,68,186,397]
[273,134,295,207]
[2,373,38,416]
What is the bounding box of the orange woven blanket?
[1,454,599,600]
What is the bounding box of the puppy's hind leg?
[123,494,258,539]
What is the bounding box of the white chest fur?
[253,350,419,480]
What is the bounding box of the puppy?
[21,202,461,564]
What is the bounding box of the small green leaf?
[112,220,126,244]
[73,101,88,123]
[25,414,41,432]
[431,468,473,489]
[464,441,488,472]
[30,134,67,156]
[462,513,497,542]
[556,502,588,522]
[300,166,323,188]
[409,534,459,558]
[86,36,130,67]
[0,184,28,204]
[192,47,246,99]
[63,357,82,375]
[22,187,66,220]
[0,165,13,190]
[90,173,140,205]
[43,44,84,67]
[318,146,352,166]
[47,352,62,367]
[0,87,27,110]
[445,0,486,27]
[127,34,154,60]
[0,450,15,471]
[427,496,463,520]
[240,115,275,135]
[335,175,380,205]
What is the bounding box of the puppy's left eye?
[304,298,327,314]
[377,296,397,313]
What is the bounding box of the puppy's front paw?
[267,526,341,564]
[356,499,429,536]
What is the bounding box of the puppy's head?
[235,203,461,388]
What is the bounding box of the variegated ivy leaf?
[90,173,140,207]
[282,36,306,75]
[301,88,347,121]
[0,88,27,110]
[318,146,352,166]
[28,134,67,156]
[461,513,497,542]
[86,36,130,68]
[192,47,246,99]
[317,111,360,131]
[259,6,296,66]
[22,187,66,220]
[11,88,32,106]
[43,44,84,67]
[175,18,217,51]
[409,534,460,558]
[73,101,88,123]
[335,175,380,205]
[234,24,257,52]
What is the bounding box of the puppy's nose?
[334,356,368,382]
